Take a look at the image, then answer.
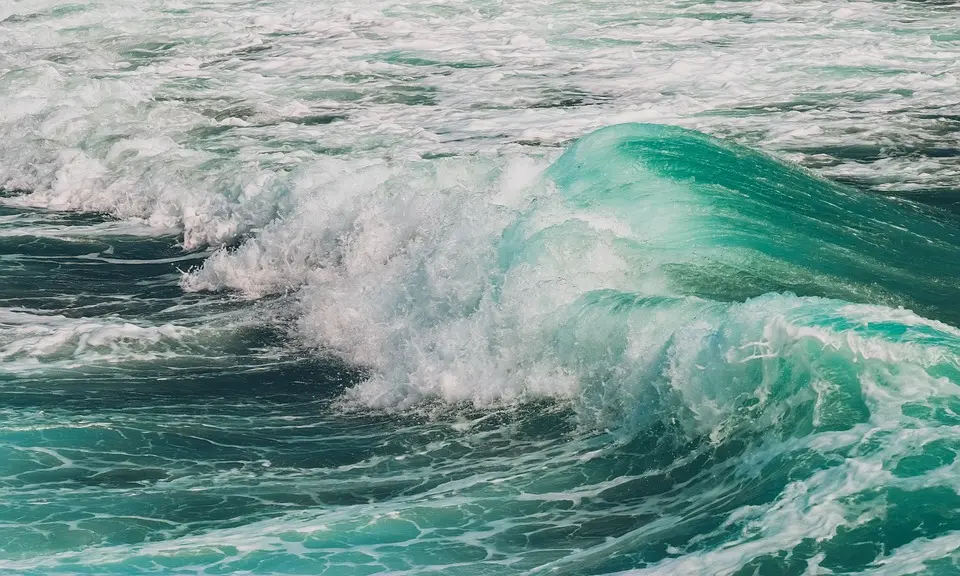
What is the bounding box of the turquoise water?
[4,0,960,574]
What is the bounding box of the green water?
[2,124,960,574]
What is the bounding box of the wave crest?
[183,125,960,437]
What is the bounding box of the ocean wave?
[181,124,960,438]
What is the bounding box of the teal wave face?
[539,123,960,316]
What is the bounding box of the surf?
[180,123,960,420]
[5,123,960,575]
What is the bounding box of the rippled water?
[2,0,960,574]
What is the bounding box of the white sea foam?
[0,308,210,370]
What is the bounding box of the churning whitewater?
[3,0,960,574]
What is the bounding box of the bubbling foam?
[0,309,202,371]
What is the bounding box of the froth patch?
[0,309,208,371]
